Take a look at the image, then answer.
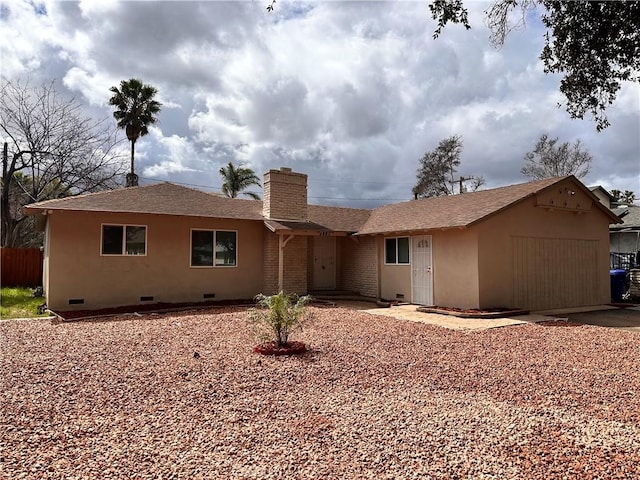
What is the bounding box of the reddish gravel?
[2,306,640,479]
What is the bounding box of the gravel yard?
[2,306,640,479]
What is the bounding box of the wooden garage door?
[512,237,599,311]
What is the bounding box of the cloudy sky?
[2,0,638,207]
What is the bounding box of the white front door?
[313,236,336,290]
[411,235,433,305]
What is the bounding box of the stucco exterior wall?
[475,182,611,310]
[431,229,480,308]
[378,230,480,307]
[339,236,377,298]
[45,210,264,311]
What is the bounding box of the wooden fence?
[1,248,43,288]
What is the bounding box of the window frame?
[100,224,147,256]
[190,229,238,268]
[384,236,410,265]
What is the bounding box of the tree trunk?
[1,143,13,247]
[125,139,139,187]
[130,138,135,177]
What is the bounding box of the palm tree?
[219,162,261,200]
[108,79,161,187]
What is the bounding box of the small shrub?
[247,291,313,347]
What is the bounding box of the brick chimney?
[262,167,308,220]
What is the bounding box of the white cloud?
[2,0,638,202]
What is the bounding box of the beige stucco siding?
[45,211,264,311]
[431,229,480,308]
[378,231,480,307]
[475,188,611,310]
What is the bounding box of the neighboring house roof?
[357,176,620,235]
[611,205,640,230]
[23,182,264,220]
[589,185,615,200]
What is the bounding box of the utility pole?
[449,176,470,194]
[450,175,485,194]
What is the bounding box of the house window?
[191,230,237,267]
[385,237,409,265]
[215,230,237,266]
[101,225,146,256]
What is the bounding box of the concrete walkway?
[334,301,546,331]
[554,306,640,333]
[334,301,640,332]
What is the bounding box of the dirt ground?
[2,306,640,478]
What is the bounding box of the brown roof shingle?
[23,182,264,220]
[23,182,370,231]
[25,176,618,234]
[357,176,595,235]
[307,205,371,232]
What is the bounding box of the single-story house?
[24,167,620,313]
[590,185,617,210]
[610,204,640,267]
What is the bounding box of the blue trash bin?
[610,269,627,302]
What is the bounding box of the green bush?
[247,291,313,347]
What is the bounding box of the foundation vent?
[203,293,216,299]
[68,299,85,305]
[396,294,405,300]
[140,296,154,302]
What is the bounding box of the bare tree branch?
[520,133,592,181]
[1,78,126,247]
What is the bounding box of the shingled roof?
[356,176,619,235]
[611,205,640,230]
[23,182,264,220]
[308,205,371,232]
[23,182,371,232]
[24,175,618,235]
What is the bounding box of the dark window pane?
[398,237,410,264]
[191,230,214,267]
[126,226,146,255]
[102,225,123,255]
[385,238,397,264]
[215,231,236,266]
